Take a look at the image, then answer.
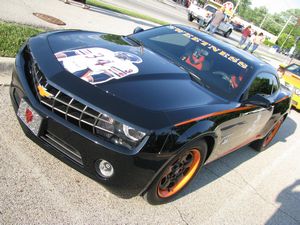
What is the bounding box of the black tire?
[188,13,193,22]
[250,117,284,152]
[143,139,207,205]
[224,29,232,38]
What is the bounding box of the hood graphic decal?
[55,47,142,85]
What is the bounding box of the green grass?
[87,0,169,25]
[0,22,44,57]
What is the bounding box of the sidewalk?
[0,57,14,85]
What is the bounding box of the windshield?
[205,5,217,14]
[130,25,252,100]
[286,64,300,77]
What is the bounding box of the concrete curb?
[0,57,14,75]
[0,57,14,85]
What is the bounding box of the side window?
[286,64,300,76]
[271,74,279,93]
[248,73,278,98]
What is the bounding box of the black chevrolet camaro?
[10,24,291,204]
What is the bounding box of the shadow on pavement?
[88,5,156,28]
[265,180,300,225]
[177,115,297,200]
[271,116,297,145]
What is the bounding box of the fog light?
[96,159,114,178]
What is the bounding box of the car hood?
[28,30,226,129]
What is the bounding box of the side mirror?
[133,27,144,34]
[242,94,271,108]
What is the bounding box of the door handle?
[242,108,266,116]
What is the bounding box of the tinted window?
[286,64,300,76]
[271,74,279,93]
[248,73,278,98]
[149,33,190,47]
[205,5,217,14]
[130,25,252,100]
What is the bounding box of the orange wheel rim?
[263,118,283,147]
[157,149,201,198]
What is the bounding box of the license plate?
[17,99,42,136]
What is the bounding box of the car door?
[239,73,280,141]
[216,73,277,155]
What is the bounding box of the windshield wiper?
[126,36,144,47]
[176,64,207,88]
[125,36,145,55]
[187,70,207,88]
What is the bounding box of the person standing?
[205,7,225,34]
[250,32,264,53]
[238,25,251,47]
[243,31,257,51]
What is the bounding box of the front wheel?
[224,29,232,38]
[143,140,207,205]
[250,117,284,152]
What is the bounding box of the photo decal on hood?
[55,47,142,84]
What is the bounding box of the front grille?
[24,48,117,143]
[41,132,83,165]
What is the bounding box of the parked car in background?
[173,0,191,7]
[230,21,244,32]
[187,3,233,37]
[10,24,291,205]
[278,63,300,110]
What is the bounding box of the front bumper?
[197,16,208,27]
[9,49,170,198]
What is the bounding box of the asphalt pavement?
[1,84,300,224]
[1,0,300,224]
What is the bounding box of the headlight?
[95,114,146,150]
[295,88,300,96]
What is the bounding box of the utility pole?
[233,0,240,14]
[280,25,295,49]
[276,15,293,42]
[260,15,268,28]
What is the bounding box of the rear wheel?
[224,29,232,38]
[251,117,284,152]
[188,13,193,22]
[144,140,207,205]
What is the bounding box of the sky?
[251,0,300,13]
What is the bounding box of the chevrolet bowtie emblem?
[37,85,53,98]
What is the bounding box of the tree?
[278,33,295,49]
[234,0,250,14]
[237,6,268,26]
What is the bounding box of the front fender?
[161,119,217,155]
[176,120,216,144]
